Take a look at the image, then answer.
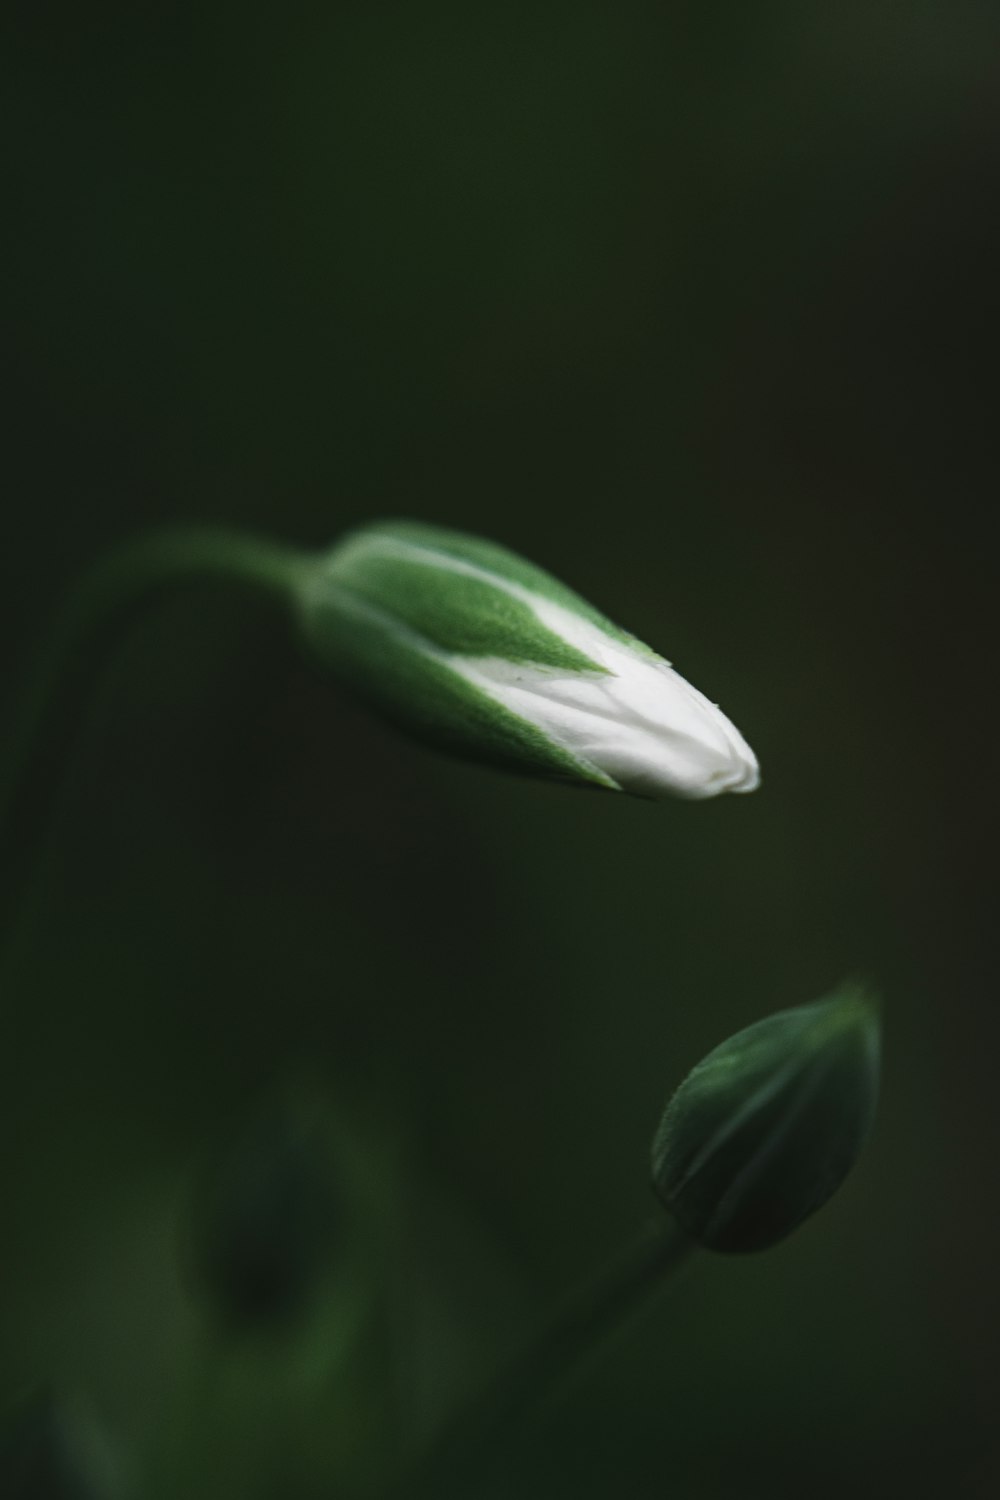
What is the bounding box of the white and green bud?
[651,985,881,1253]
[296,521,759,799]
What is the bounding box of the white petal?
[433,583,759,799]
[452,654,759,800]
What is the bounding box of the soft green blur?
[2,4,997,1498]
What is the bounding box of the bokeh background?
[3,3,999,1496]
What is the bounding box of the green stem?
[0,526,314,946]
[404,1218,694,1499]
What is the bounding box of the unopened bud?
[651,985,880,1252]
[297,521,759,800]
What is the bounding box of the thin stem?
[0,526,314,946]
[403,1217,694,1499]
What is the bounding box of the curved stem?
[404,1217,694,1498]
[0,526,314,946]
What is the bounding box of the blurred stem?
[402,1217,694,1499]
[0,526,313,945]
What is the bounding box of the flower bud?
[296,521,759,799]
[651,985,880,1252]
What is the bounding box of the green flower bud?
[297,521,759,799]
[651,985,880,1252]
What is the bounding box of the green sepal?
[324,521,653,663]
[298,582,617,788]
[651,985,881,1253]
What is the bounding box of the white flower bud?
[297,521,760,800]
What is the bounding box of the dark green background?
[3,4,998,1496]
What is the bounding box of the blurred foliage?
[184,1092,347,1332]
[2,2,999,1497]
[0,1389,122,1500]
